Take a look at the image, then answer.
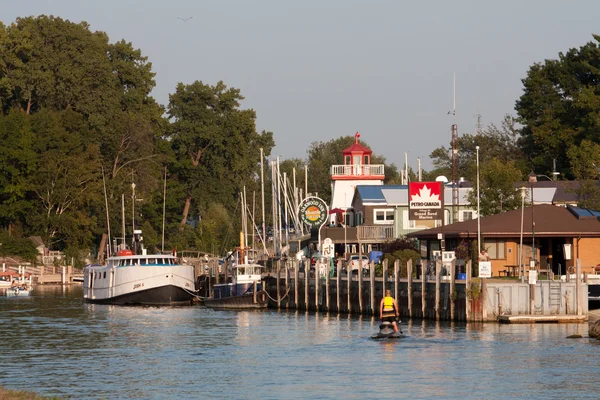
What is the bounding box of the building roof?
[408,204,600,239]
[356,185,405,204]
[28,236,45,248]
[342,133,372,155]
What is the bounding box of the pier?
[255,259,589,322]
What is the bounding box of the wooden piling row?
[263,259,473,321]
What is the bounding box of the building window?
[354,212,363,226]
[460,211,474,221]
[374,209,394,225]
[403,211,416,229]
[484,240,506,260]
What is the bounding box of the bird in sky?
[177,16,193,22]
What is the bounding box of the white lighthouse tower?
[329,132,385,225]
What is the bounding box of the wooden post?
[394,259,399,316]
[315,261,320,312]
[253,280,257,304]
[336,259,342,312]
[347,258,351,313]
[450,259,456,321]
[305,260,309,310]
[466,260,472,321]
[358,254,364,314]
[576,259,582,316]
[214,259,219,285]
[435,260,441,320]
[285,263,290,310]
[276,260,281,309]
[421,260,427,318]
[294,259,299,309]
[529,271,534,316]
[382,258,387,298]
[407,259,413,319]
[483,277,488,320]
[369,260,375,315]
[325,259,330,312]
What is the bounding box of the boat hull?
[85,284,193,306]
[204,293,267,309]
[83,260,196,306]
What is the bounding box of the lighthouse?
[329,132,385,226]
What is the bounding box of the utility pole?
[451,73,459,224]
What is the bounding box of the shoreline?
[0,386,61,400]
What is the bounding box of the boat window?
[103,271,106,279]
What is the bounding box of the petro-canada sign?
[409,181,443,220]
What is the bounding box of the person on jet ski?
[379,289,399,333]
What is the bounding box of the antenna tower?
[451,74,459,224]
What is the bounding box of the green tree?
[167,80,274,229]
[567,139,600,209]
[0,110,37,234]
[516,34,600,178]
[26,109,102,251]
[466,158,523,216]
[429,115,525,182]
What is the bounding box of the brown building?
[408,204,600,277]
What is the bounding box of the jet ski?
[371,320,405,340]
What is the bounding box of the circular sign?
[298,196,328,228]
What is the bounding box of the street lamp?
[476,146,481,255]
[519,186,527,281]
[528,172,537,269]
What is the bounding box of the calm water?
[0,285,598,400]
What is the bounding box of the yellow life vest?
[383,296,395,311]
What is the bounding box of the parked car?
[345,255,370,275]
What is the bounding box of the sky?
[3,0,600,171]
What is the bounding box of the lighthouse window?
[103,272,106,279]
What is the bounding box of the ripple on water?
[0,287,598,399]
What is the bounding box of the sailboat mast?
[283,172,289,248]
[162,166,167,252]
[260,148,266,259]
[121,194,125,250]
[102,166,111,258]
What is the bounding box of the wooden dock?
[497,315,587,324]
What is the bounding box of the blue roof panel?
[357,185,406,202]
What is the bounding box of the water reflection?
[0,286,598,399]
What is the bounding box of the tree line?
[1,16,600,263]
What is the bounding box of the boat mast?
[131,180,136,248]
[102,166,111,258]
[162,166,167,252]
[283,171,289,248]
[121,194,125,250]
[277,156,283,250]
[260,148,266,259]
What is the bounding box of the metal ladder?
[549,281,561,311]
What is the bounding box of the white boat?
[0,279,12,288]
[5,285,31,297]
[83,230,197,306]
[204,263,268,309]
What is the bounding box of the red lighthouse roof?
[342,132,372,155]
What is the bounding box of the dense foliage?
[0,16,274,261]
[2,15,600,263]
